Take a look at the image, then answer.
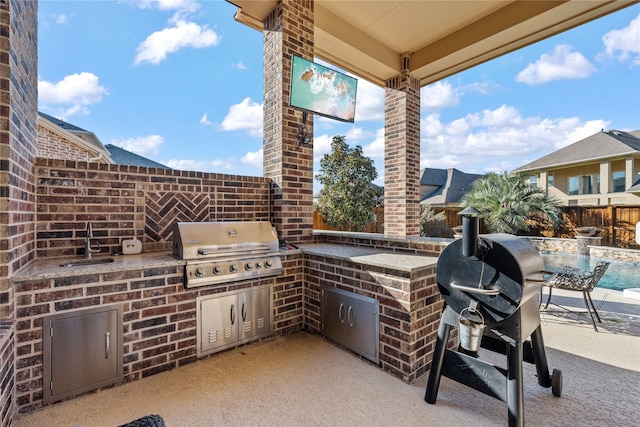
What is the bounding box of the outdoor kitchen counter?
[11,252,184,282]
[298,243,438,273]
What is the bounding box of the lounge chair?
[542,261,610,331]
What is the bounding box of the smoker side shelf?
[321,287,379,364]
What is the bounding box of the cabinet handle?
[339,302,345,323]
[105,332,110,359]
[347,306,354,327]
[230,304,236,325]
[242,302,247,322]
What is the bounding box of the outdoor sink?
[59,257,115,268]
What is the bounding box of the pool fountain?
[574,227,603,256]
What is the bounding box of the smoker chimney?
[458,206,481,258]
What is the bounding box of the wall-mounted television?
[289,55,357,123]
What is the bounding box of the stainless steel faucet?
[85,222,101,259]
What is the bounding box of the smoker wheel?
[551,368,563,397]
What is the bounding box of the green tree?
[420,204,454,238]
[461,171,563,234]
[315,135,381,232]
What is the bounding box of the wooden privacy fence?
[313,205,640,249]
[313,207,384,233]
[560,205,640,249]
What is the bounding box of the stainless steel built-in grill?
[172,221,283,288]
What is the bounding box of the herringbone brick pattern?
[145,192,210,242]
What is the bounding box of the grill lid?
[173,221,280,260]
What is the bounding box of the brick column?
[0,0,38,319]
[384,58,421,236]
[263,0,314,243]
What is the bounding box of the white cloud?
[516,44,596,85]
[421,81,460,111]
[165,158,237,172]
[419,105,610,174]
[241,149,263,168]
[556,120,609,150]
[362,128,385,159]
[420,154,461,170]
[600,13,640,66]
[109,135,165,156]
[344,127,374,142]
[200,113,212,126]
[38,72,108,117]
[53,14,69,24]
[220,97,263,137]
[126,0,199,13]
[312,134,334,163]
[232,61,248,70]
[354,79,384,121]
[134,20,220,65]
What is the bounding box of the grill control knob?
[265,260,272,268]
[255,262,262,269]
[213,266,222,275]
[229,264,238,273]
[195,267,205,277]
[245,263,254,271]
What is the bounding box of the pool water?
[540,252,639,292]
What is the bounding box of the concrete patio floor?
[12,288,640,427]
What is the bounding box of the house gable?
[37,112,168,169]
[37,114,114,164]
[516,130,640,171]
[419,167,482,207]
[514,129,640,206]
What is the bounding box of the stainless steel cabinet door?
[322,288,348,344]
[43,305,123,404]
[322,287,379,364]
[200,293,240,354]
[239,287,272,341]
[343,292,379,363]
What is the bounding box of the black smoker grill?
[425,208,562,427]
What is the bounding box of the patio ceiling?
[228,0,637,87]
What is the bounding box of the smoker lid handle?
[450,282,501,296]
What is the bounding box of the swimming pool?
[540,251,639,291]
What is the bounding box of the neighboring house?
[37,112,169,169]
[419,167,482,207]
[515,129,640,206]
[105,144,170,169]
[38,112,114,164]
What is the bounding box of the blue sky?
[38,1,640,192]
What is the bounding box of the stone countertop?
[11,245,438,282]
[12,252,184,283]
[299,243,438,273]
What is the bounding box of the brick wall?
[384,67,421,237]
[34,159,272,258]
[12,254,304,413]
[0,325,15,427]
[304,252,442,383]
[262,0,314,244]
[1,0,38,320]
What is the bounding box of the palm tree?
[462,172,563,234]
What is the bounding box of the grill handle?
[450,282,500,296]
[197,246,271,257]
